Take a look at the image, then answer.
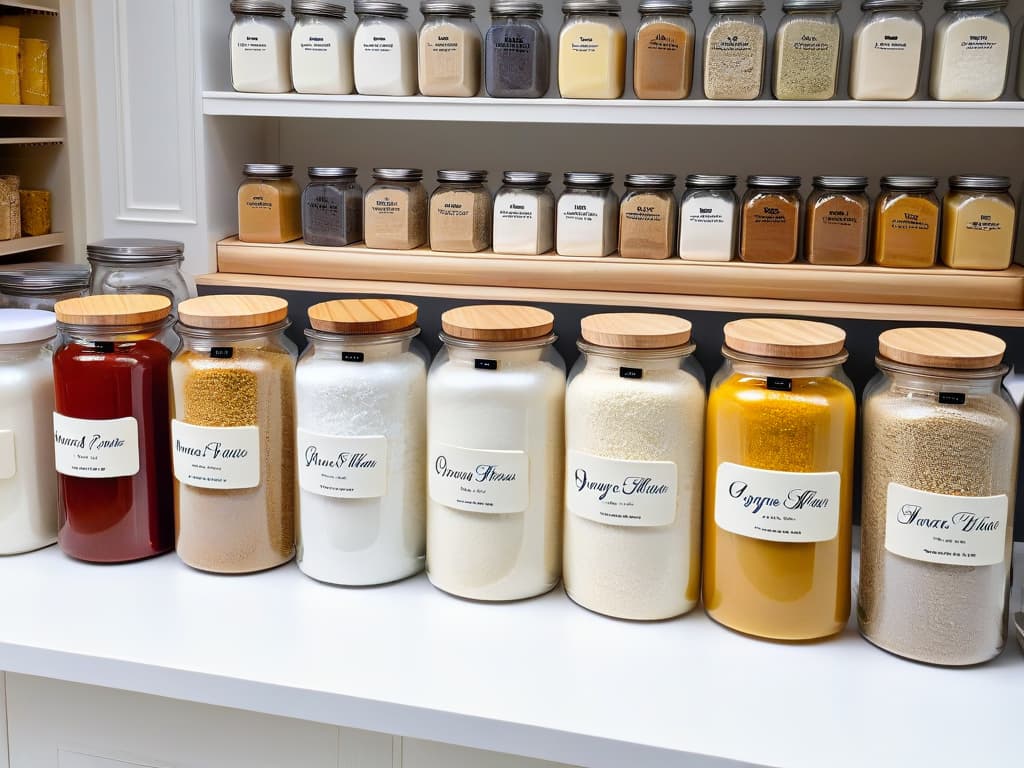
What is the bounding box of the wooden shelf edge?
[0,232,64,257]
[0,104,64,118]
[0,1,58,15]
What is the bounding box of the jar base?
[565,588,695,622]
[858,625,1002,668]
[0,538,57,556]
[705,608,845,643]
[59,545,174,565]
[426,574,559,603]
[297,559,424,587]
[176,552,295,575]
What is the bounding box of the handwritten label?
[171,420,260,489]
[567,450,676,527]
[53,413,139,478]
[297,430,387,499]
[428,443,529,514]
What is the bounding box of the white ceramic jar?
[353,1,418,95]
[426,305,566,601]
[930,0,1011,101]
[291,0,355,94]
[230,0,293,93]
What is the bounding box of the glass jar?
[0,263,89,310]
[52,295,176,563]
[618,173,677,260]
[485,0,549,98]
[301,166,363,246]
[703,0,767,100]
[229,0,292,93]
[418,1,481,97]
[429,170,492,253]
[704,318,855,640]
[805,175,870,266]
[557,0,627,99]
[363,168,428,250]
[564,313,705,620]
[941,175,1016,270]
[353,1,418,96]
[930,0,1011,101]
[678,174,738,262]
[634,0,695,100]
[296,299,428,586]
[427,304,565,601]
[238,163,303,244]
[739,175,802,264]
[291,0,354,95]
[0,309,56,554]
[872,175,940,268]
[86,239,194,315]
[773,0,842,100]
[556,171,618,257]
[859,327,1018,665]
[849,0,925,101]
[172,295,297,574]
[492,171,555,255]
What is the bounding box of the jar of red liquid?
[52,294,176,562]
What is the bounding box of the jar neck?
[88,256,184,269]
[579,341,694,371]
[177,319,292,350]
[304,328,419,359]
[0,338,53,361]
[441,332,556,364]
[723,347,849,380]
[58,318,172,345]
[876,358,1007,395]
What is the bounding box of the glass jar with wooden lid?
[171,294,298,574]
[872,175,939,268]
[941,175,1016,271]
[237,163,303,244]
[703,318,855,640]
[805,176,870,266]
[739,175,802,264]
[633,0,695,100]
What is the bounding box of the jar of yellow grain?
[171,294,298,574]
[703,317,855,641]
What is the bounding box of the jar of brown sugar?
[429,170,492,253]
[739,175,802,264]
[872,175,939,268]
[633,0,695,100]
[364,168,429,250]
[805,176,870,266]
[171,294,298,574]
[618,173,677,260]
[941,175,1016,271]
[238,163,302,244]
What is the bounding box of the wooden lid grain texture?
[308,298,418,334]
[581,312,692,349]
[878,327,1006,369]
[55,294,171,326]
[724,318,846,359]
[442,304,554,342]
[178,294,288,329]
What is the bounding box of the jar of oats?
[171,294,298,574]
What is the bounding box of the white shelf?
[0,232,62,256]
[0,136,63,146]
[0,545,1019,768]
[202,91,1024,127]
[0,104,63,118]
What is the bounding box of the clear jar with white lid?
[0,264,89,311]
[773,0,842,100]
[618,173,677,260]
[492,171,555,255]
[634,0,695,100]
[363,168,428,250]
[230,0,292,93]
[556,172,618,257]
[296,299,428,586]
[930,0,1012,101]
[678,174,738,262]
[291,0,354,94]
[353,1,418,95]
[418,1,482,97]
[703,0,767,100]
[558,0,627,99]
[564,313,705,620]
[849,0,925,100]
[427,304,566,601]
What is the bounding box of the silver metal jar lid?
[420,1,474,15]
[86,238,185,263]
[710,0,766,13]
[372,167,423,181]
[562,0,622,15]
[0,264,90,295]
[685,174,737,189]
[880,175,938,191]
[564,172,614,187]
[244,163,294,178]
[308,166,358,179]
[747,175,801,190]
[783,0,842,11]
[943,0,1007,11]
[625,173,677,189]
[861,0,923,10]
[639,0,693,15]
[230,0,287,16]
[292,0,348,18]
[502,171,551,186]
[354,1,408,17]
[437,169,488,183]
[491,0,543,15]
[813,175,869,190]
[949,175,1012,191]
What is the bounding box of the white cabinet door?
[401,738,577,768]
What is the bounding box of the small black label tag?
[939,392,966,405]
[620,367,643,380]
[210,347,234,359]
[475,359,498,370]
[93,342,114,353]
[342,351,365,363]
[767,377,793,392]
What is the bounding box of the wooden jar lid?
[878,327,1006,369]
[442,304,554,342]
[308,298,418,334]
[581,313,692,349]
[724,318,846,359]
[178,294,288,329]
[54,294,171,326]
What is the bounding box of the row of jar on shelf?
[0,292,1018,667]
[231,0,1024,101]
[240,164,1018,269]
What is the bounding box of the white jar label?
[567,450,677,527]
[171,420,260,490]
[884,483,1008,567]
[497,197,537,224]
[360,31,396,54]
[714,462,841,543]
[298,34,335,55]
[428,443,529,514]
[297,430,387,499]
[0,430,15,480]
[53,413,139,479]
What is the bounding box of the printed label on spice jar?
[53,413,140,479]
[297,430,387,499]
[0,430,15,480]
[428,442,529,514]
[714,462,841,543]
[171,420,260,490]
[884,483,1008,567]
[568,450,677,527]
